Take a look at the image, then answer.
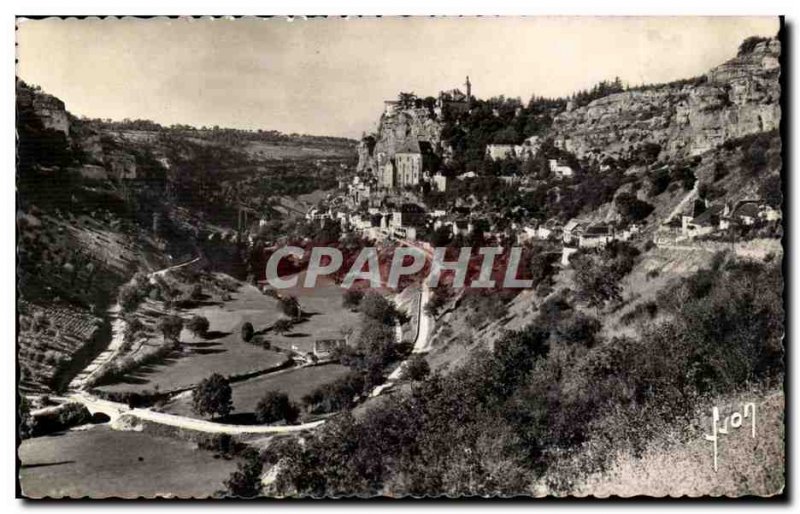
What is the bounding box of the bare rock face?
[17,83,71,136]
[552,38,781,162]
[357,107,443,176]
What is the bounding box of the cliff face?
[16,85,71,136]
[357,107,443,175]
[552,38,781,162]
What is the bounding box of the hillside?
[260,34,784,498]
[552,37,781,163]
[15,80,356,394]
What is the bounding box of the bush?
[157,314,183,343]
[359,292,397,324]
[30,402,92,437]
[118,284,142,313]
[256,391,299,424]
[199,433,234,455]
[240,322,254,342]
[272,318,294,335]
[279,295,301,319]
[342,289,364,309]
[187,315,210,338]
[224,449,263,498]
[402,354,431,382]
[190,284,203,300]
[302,371,365,413]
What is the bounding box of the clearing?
[18,425,237,499]
[164,363,352,420]
[95,282,290,394]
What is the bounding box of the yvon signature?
[704,403,757,472]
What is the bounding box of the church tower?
[465,76,472,105]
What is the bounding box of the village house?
[562,220,585,245]
[432,172,448,192]
[549,159,574,179]
[380,160,396,190]
[516,225,538,245]
[313,335,348,360]
[536,219,563,240]
[682,204,724,239]
[579,223,615,248]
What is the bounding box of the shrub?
[199,433,234,455]
[279,295,302,319]
[190,284,203,300]
[240,322,254,342]
[302,371,365,413]
[118,284,143,313]
[272,318,294,335]
[359,292,397,324]
[187,315,210,338]
[342,289,364,309]
[256,390,299,424]
[402,354,431,383]
[157,314,183,343]
[30,402,92,436]
[224,449,263,498]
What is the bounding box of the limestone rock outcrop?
[357,107,443,176]
[552,38,781,162]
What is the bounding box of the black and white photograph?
[14,14,786,499]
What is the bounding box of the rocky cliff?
[552,37,781,162]
[16,83,70,136]
[357,107,444,175]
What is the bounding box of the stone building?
[395,140,424,187]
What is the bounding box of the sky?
[17,16,780,139]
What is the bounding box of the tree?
[279,295,302,319]
[118,284,142,313]
[123,316,145,343]
[192,373,233,419]
[157,315,183,343]
[256,390,299,424]
[402,354,430,383]
[187,315,210,338]
[272,318,294,336]
[571,253,623,311]
[342,289,364,309]
[615,192,655,223]
[359,292,396,324]
[190,283,203,300]
[430,225,453,247]
[224,449,263,498]
[241,321,254,342]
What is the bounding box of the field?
[95,283,290,394]
[18,426,237,499]
[266,274,362,354]
[164,363,352,419]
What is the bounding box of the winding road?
[60,252,434,436]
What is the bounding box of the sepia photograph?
[14,15,785,499]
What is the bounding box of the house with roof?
[536,219,563,240]
[579,223,615,248]
[516,225,538,245]
[562,220,585,245]
[452,219,473,237]
[682,204,724,239]
[432,172,448,192]
[549,159,574,179]
[313,334,348,360]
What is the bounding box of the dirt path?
[67,392,325,435]
[68,257,201,391]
